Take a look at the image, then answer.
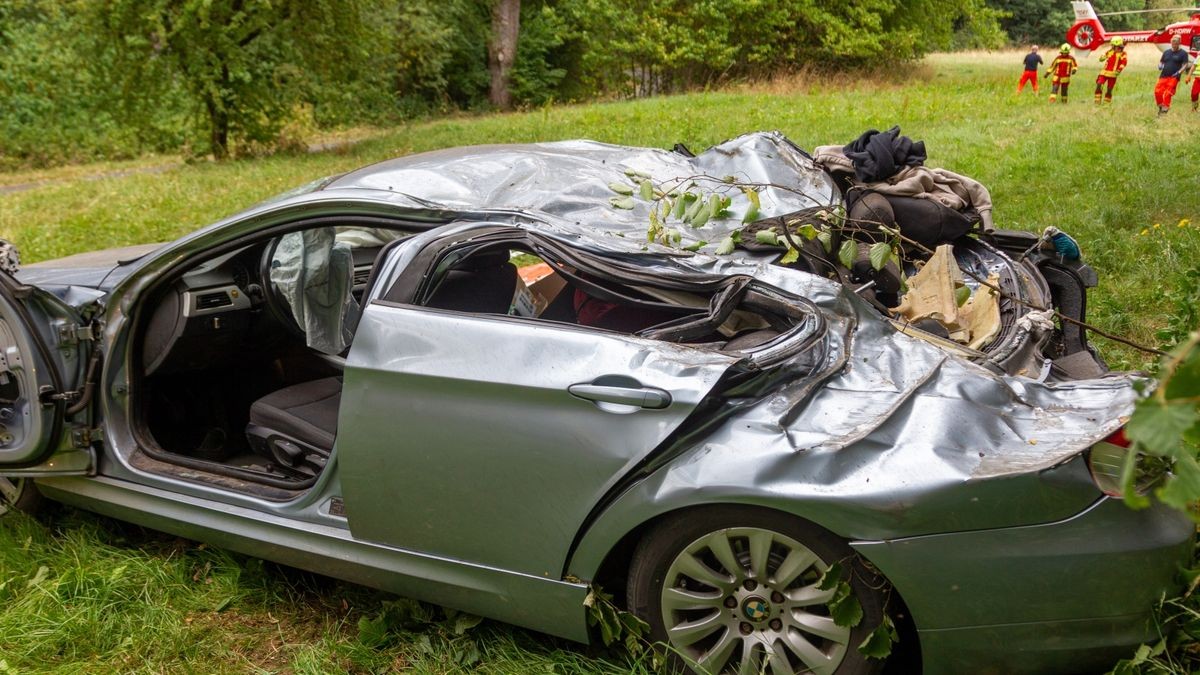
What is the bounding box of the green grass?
[0,47,1198,672]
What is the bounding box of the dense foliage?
[0,0,1007,165]
[0,0,1185,165]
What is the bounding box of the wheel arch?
[575,500,922,671]
[569,492,864,583]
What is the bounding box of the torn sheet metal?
[694,256,1135,470]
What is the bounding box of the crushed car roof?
[323,131,836,251]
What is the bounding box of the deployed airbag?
[270,228,360,355]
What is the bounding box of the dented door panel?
[338,303,738,577]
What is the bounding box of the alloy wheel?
[0,477,24,516]
[660,527,850,675]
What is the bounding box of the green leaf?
[779,247,800,265]
[608,182,633,195]
[672,194,691,220]
[452,613,483,635]
[214,596,234,612]
[955,285,972,307]
[869,242,892,271]
[1157,453,1200,510]
[682,240,707,252]
[1164,343,1200,399]
[722,175,736,183]
[1127,400,1196,456]
[1119,445,1153,510]
[817,230,833,254]
[755,229,779,245]
[816,562,844,591]
[683,194,705,223]
[829,584,863,627]
[796,223,819,240]
[715,236,737,255]
[357,614,389,648]
[857,616,897,659]
[838,239,857,269]
[638,179,653,201]
[691,200,713,227]
[609,196,634,210]
[742,205,760,224]
[741,186,761,209]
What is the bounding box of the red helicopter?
[1066,1,1200,54]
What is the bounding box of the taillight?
[1086,427,1164,497]
[1104,427,1130,449]
[1087,431,1127,496]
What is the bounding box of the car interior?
[130,225,819,495]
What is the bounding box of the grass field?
[0,47,1198,673]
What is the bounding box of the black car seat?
[415,251,519,313]
[245,376,342,477]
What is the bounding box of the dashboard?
[141,239,383,376]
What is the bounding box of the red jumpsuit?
[1045,54,1078,103]
[1094,47,1127,104]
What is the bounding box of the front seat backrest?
[424,252,518,314]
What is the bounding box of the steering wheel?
[259,237,307,339]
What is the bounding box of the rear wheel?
[627,506,884,675]
[0,477,43,516]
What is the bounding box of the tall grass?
[0,48,1197,672]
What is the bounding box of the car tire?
[0,477,44,517]
[627,506,885,675]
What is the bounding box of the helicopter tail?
[1067,1,1108,50]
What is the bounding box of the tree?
[986,0,1145,45]
[489,0,521,108]
[94,0,389,159]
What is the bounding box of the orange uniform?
[1045,54,1078,103]
[1094,47,1128,104]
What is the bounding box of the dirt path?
[0,136,372,197]
[0,162,181,196]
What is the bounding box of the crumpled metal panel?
[690,255,1136,473]
[564,250,1140,562]
[325,131,837,249]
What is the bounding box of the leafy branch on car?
[583,584,658,666]
[610,169,1169,359]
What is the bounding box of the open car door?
[0,271,92,475]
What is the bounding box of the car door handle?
[567,383,672,409]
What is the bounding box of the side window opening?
[415,244,811,356]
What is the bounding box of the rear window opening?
[402,242,823,362]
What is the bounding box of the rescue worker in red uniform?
[1045,44,1079,103]
[1093,37,1128,104]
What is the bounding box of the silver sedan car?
[0,133,1189,674]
